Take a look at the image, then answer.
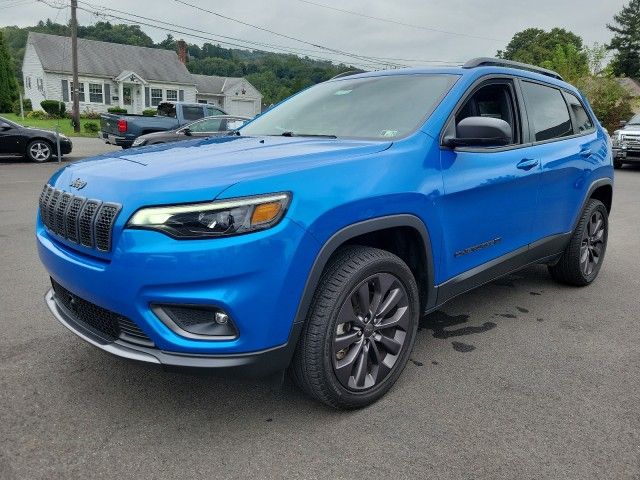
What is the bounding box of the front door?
[437,78,540,283]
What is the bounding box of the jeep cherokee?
[37,58,613,409]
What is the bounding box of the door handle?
[517,158,539,170]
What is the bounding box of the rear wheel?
[291,245,419,409]
[26,140,52,162]
[549,199,608,286]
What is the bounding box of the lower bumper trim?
[45,289,302,376]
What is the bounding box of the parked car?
[100,102,226,149]
[132,115,250,147]
[0,115,72,162]
[37,58,613,409]
[611,114,640,168]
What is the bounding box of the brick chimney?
[177,39,188,65]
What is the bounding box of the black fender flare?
[286,214,436,351]
[572,177,613,232]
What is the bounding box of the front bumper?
[37,214,319,363]
[46,288,302,375]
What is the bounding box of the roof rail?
[463,57,563,81]
[330,70,362,80]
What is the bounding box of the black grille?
[51,279,154,347]
[39,184,121,252]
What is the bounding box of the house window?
[166,89,178,102]
[70,82,85,102]
[151,88,163,106]
[25,76,32,89]
[89,83,104,103]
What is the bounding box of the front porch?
[114,71,147,114]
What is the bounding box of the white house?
[193,74,262,116]
[22,32,262,117]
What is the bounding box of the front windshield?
[240,74,458,140]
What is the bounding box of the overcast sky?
[1,0,628,69]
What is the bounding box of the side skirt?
[429,233,571,312]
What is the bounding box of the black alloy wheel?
[332,272,410,391]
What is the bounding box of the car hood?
[621,125,640,133]
[138,130,179,140]
[49,135,391,207]
[23,127,66,139]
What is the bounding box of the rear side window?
[521,81,573,142]
[564,92,594,133]
[183,106,205,121]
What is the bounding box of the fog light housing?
[151,304,238,339]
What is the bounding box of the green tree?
[577,76,632,133]
[0,31,19,112]
[498,27,586,66]
[607,0,640,77]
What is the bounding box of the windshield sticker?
[380,130,399,137]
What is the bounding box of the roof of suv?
[331,58,574,92]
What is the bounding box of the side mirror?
[619,120,627,127]
[182,127,192,136]
[444,117,512,148]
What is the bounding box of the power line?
[173,0,407,68]
[70,3,384,70]
[294,0,507,43]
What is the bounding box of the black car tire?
[26,139,53,162]
[548,199,608,286]
[291,245,419,409]
[613,159,623,169]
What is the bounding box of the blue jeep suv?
[37,58,613,408]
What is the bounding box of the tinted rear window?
[521,81,573,142]
[564,92,594,133]
[183,106,205,121]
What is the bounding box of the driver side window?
[455,82,520,145]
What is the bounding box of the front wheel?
[291,246,419,409]
[548,199,609,286]
[26,140,53,162]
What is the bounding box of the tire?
[613,159,623,169]
[548,199,608,286]
[26,139,53,162]
[291,245,420,409]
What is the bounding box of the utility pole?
[71,0,80,133]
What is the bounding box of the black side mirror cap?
[182,128,192,136]
[444,116,513,148]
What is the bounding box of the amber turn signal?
[251,201,282,225]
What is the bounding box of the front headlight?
[127,192,291,238]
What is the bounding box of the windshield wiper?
[281,131,337,138]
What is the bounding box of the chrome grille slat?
[39,184,121,253]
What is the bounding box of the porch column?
[118,82,124,109]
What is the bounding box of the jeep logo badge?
[70,178,87,190]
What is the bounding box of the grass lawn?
[0,112,100,138]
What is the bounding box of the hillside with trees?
[0,19,355,106]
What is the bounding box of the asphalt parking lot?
[1,154,639,479]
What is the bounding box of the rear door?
[438,77,541,282]
[519,80,601,240]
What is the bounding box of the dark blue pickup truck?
[100,102,226,149]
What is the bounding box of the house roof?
[192,74,253,95]
[27,32,194,84]
[616,77,640,97]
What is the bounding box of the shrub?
[40,100,66,118]
[80,107,100,119]
[84,121,99,134]
[26,110,48,119]
[142,108,157,117]
[12,98,32,115]
[107,106,127,114]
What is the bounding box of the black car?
[131,115,250,147]
[0,116,73,162]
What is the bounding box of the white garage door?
[229,99,255,117]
